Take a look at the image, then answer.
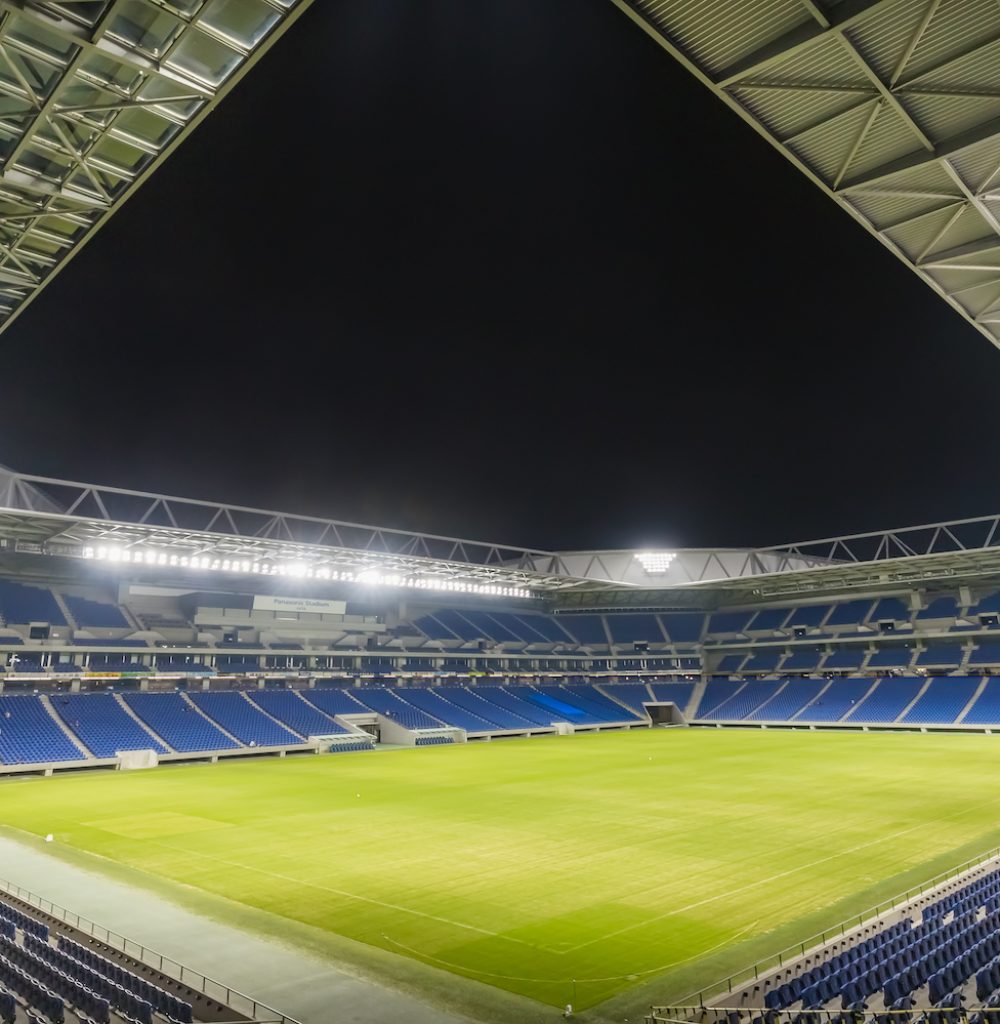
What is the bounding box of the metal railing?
[647,1007,966,1024]
[675,845,1000,1008]
[0,876,301,1024]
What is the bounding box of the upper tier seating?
[122,693,239,752]
[0,695,84,764]
[782,648,822,671]
[659,613,705,644]
[706,611,752,635]
[827,599,874,628]
[900,677,980,725]
[918,596,960,620]
[459,610,521,643]
[606,614,664,644]
[48,693,167,757]
[871,597,911,623]
[413,614,456,641]
[0,580,65,624]
[747,679,827,721]
[557,615,609,645]
[747,607,791,631]
[514,614,574,643]
[715,653,747,673]
[843,677,924,723]
[248,690,348,736]
[743,649,783,672]
[970,644,1000,666]
[432,609,483,642]
[61,593,128,628]
[824,648,866,670]
[785,604,830,628]
[796,677,872,722]
[867,646,915,668]
[190,691,302,745]
[916,645,964,667]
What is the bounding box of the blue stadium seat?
[960,679,1000,725]
[900,677,979,724]
[0,695,85,764]
[606,614,665,645]
[122,693,240,752]
[747,608,791,631]
[48,693,168,757]
[796,678,872,722]
[747,680,826,721]
[60,593,128,628]
[248,690,349,735]
[845,678,924,723]
[706,611,752,635]
[556,615,609,645]
[659,613,705,644]
[700,680,783,720]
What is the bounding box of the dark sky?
[0,0,994,553]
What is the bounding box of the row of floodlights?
[81,546,533,598]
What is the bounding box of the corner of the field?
[0,825,579,1024]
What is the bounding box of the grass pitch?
[3,729,1000,1016]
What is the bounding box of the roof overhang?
[611,0,1000,349]
[0,0,314,331]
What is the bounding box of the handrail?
[0,876,301,1024]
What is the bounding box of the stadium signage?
[252,595,347,614]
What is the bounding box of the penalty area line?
[565,793,1000,954]
[151,842,545,951]
[380,919,759,985]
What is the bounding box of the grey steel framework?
[0,0,313,331]
[0,469,596,591]
[547,516,1000,606]
[6,468,1000,599]
[611,0,1000,349]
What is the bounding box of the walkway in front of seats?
[0,835,478,1024]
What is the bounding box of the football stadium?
[3,3,1000,1024]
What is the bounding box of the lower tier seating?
[0,695,84,765]
[122,693,240,753]
[48,693,168,757]
[188,691,302,746]
[248,690,349,736]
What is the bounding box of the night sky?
[0,0,994,554]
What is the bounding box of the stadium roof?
[612,0,1000,349]
[3,469,1000,606]
[0,0,312,331]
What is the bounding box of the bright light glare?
[85,545,532,598]
[636,551,678,574]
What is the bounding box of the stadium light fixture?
[636,551,678,574]
[82,545,532,599]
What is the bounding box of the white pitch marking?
[564,796,1000,954]
[152,842,544,950]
